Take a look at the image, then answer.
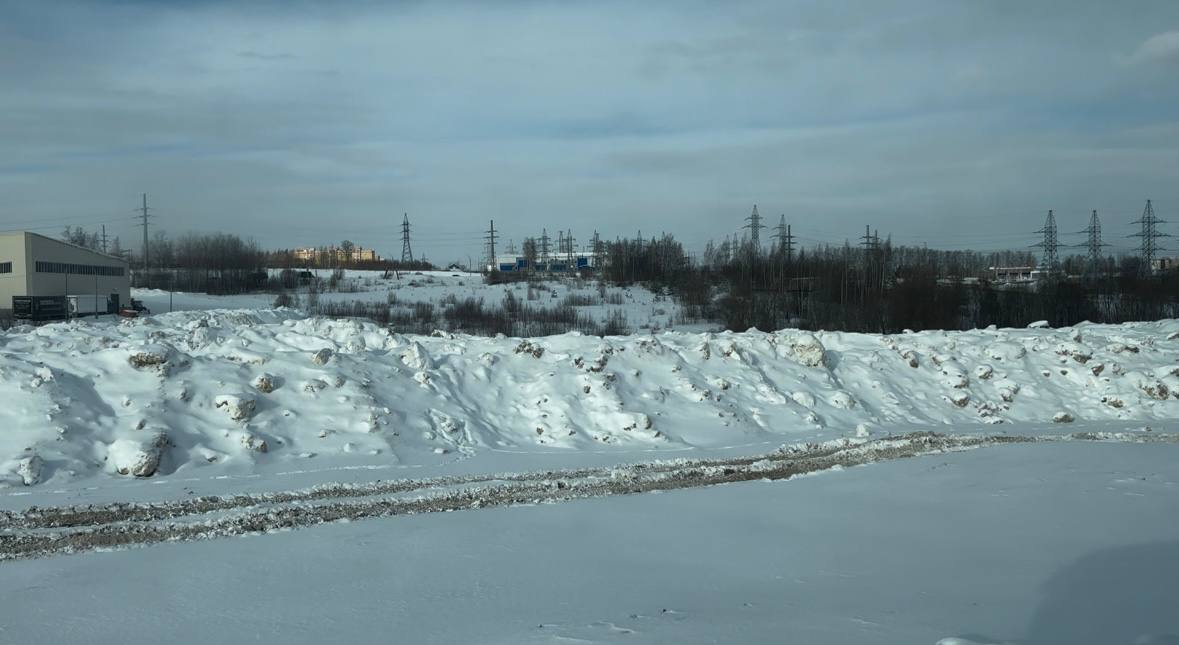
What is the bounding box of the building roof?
[0,231,129,264]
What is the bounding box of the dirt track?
[1,431,1174,561]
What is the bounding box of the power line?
[0,212,122,229]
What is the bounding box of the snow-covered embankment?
[1,309,1177,486]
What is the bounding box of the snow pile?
[2,310,1178,486]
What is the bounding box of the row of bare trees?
[594,232,1179,332]
[131,232,267,294]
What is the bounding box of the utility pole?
[773,215,795,262]
[1033,210,1060,274]
[859,225,882,275]
[1129,199,1169,274]
[566,229,575,268]
[540,228,550,263]
[506,239,517,255]
[401,213,414,263]
[860,225,881,257]
[484,219,498,271]
[136,193,152,271]
[743,205,763,256]
[859,225,879,252]
[101,225,109,255]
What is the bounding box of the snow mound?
[108,432,170,477]
[2,309,1178,486]
[784,333,826,368]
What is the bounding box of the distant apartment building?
[293,246,382,265]
[346,247,380,262]
[1152,257,1179,273]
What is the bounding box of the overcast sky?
[2,0,1178,263]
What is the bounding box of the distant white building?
[990,266,1048,284]
[491,252,596,273]
[0,232,130,317]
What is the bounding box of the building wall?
[0,232,30,310]
[0,233,130,310]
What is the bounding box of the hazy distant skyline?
[2,0,1178,263]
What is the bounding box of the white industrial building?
[0,231,131,317]
[491,252,596,273]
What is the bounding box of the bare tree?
[61,226,100,250]
[522,237,538,275]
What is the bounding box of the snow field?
[3,439,1178,644]
[135,270,698,333]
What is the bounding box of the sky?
[1,0,1178,264]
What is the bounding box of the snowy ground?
[1,437,1177,644]
[134,270,703,334]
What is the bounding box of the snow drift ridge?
[2,309,1178,486]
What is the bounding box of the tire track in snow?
[1,431,1175,561]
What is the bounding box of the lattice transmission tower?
[1129,199,1169,274]
[1074,210,1108,275]
[484,220,497,271]
[743,205,764,255]
[773,214,795,261]
[400,213,414,263]
[1033,210,1059,272]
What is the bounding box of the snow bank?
[2,310,1178,486]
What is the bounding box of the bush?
[273,292,296,308]
[562,293,595,307]
[597,310,629,336]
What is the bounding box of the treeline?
[266,247,434,272]
[292,292,628,337]
[61,227,435,295]
[131,232,268,294]
[700,235,1041,280]
[597,233,1179,332]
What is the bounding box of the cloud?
[237,50,296,61]
[1130,30,1179,64]
[0,1,1177,262]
